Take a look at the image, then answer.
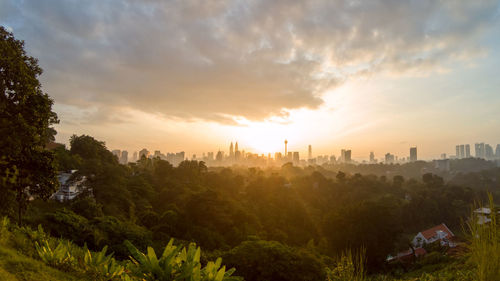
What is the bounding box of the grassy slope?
[0,245,88,281]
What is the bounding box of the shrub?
[326,248,366,281]
[125,238,241,281]
[0,217,9,244]
[35,239,76,271]
[222,240,325,281]
[467,194,500,281]
[81,245,125,280]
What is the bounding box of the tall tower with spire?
[284,140,288,156]
[229,142,234,158]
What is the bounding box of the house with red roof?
[411,223,455,248]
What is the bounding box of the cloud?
[2,0,499,123]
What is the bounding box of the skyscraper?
[369,151,375,163]
[410,147,417,162]
[385,153,395,164]
[229,142,234,158]
[308,145,312,160]
[496,144,500,159]
[234,142,241,161]
[154,150,162,158]
[456,145,460,159]
[284,139,288,156]
[293,152,300,163]
[132,151,138,162]
[215,150,223,161]
[344,150,352,163]
[485,144,494,159]
[475,143,485,159]
[139,148,149,159]
[120,151,128,164]
[112,149,121,158]
[275,152,282,161]
[459,145,465,159]
[465,144,471,158]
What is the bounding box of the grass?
[0,246,89,281]
[467,194,500,281]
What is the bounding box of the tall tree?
[0,26,59,224]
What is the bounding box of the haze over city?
[2,0,500,159]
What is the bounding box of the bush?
[0,217,9,244]
[467,194,500,281]
[222,240,325,281]
[327,249,366,281]
[35,240,76,271]
[81,245,125,280]
[125,238,241,281]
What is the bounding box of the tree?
[0,26,59,224]
[222,240,325,281]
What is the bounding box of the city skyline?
[108,140,500,164]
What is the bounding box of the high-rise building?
[434,159,450,171]
[120,151,128,164]
[139,148,149,159]
[154,150,162,158]
[369,151,375,163]
[459,145,465,159]
[485,144,494,159]
[456,145,460,159]
[465,144,471,158]
[293,152,300,163]
[234,142,241,161]
[496,144,500,159]
[385,153,395,164]
[207,152,214,161]
[229,142,234,158]
[308,145,312,160]
[215,150,223,161]
[475,143,485,159]
[344,150,352,163]
[112,149,121,159]
[275,152,282,161]
[284,140,288,156]
[330,155,337,164]
[410,147,417,162]
[132,151,138,162]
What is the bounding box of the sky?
[1,0,500,160]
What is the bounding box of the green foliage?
[0,217,10,244]
[35,240,76,271]
[222,240,325,281]
[0,26,59,225]
[326,248,366,281]
[81,245,125,280]
[125,238,241,281]
[0,245,85,281]
[467,194,500,281]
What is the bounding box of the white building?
[412,223,455,248]
[51,170,88,202]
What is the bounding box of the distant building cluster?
[450,143,500,160]
[109,140,500,168]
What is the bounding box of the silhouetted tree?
[0,26,59,224]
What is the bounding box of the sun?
[227,119,303,155]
